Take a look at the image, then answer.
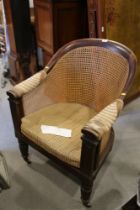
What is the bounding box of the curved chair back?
[44,39,136,112]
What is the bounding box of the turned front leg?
[80,129,100,207]
[18,138,31,164]
[81,178,93,207]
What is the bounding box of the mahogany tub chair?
[7,39,136,206]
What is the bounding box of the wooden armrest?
[82,99,124,140]
[8,69,47,98]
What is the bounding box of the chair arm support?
[80,99,123,176]
[7,94,24,138]
[80,130,100,176]
[83,99,124,140]
[6,67,49,137]
[7,69,47,98]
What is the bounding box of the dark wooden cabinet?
[104,0,140,102]
[87,0,140,103]
[3,0,37,84]
[4,0,139,101]
[86,0,106,38]
[33,0,88,64]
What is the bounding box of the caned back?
[44,39,136,112]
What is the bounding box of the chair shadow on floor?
[29,159,80,197]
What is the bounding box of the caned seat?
[7,39,136,206]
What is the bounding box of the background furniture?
[3,0,37,84]
[118,195,140,210]
[87,0,140,103]
[33,0,88,64]
[0,152,10,191]
[7,39,136,206]
[0,1,6,55]
[2,0,140,103]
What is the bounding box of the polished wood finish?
[7,39,136,206]
[34,0,88,64]
[86,0,106,38]
[34,1,53,54]
[87,0,140,103]
[3,0,37,83]
[87,0,97,37]
[104,0,140,103]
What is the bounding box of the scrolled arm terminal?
[83,99,124,139]
[9,69,47,98]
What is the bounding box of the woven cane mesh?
[44,46,129,112]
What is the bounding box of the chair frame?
[7,39,136,206]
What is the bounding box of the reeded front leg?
[81,179,93,207]
[80,129,100,207]
[18,138,31,164]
